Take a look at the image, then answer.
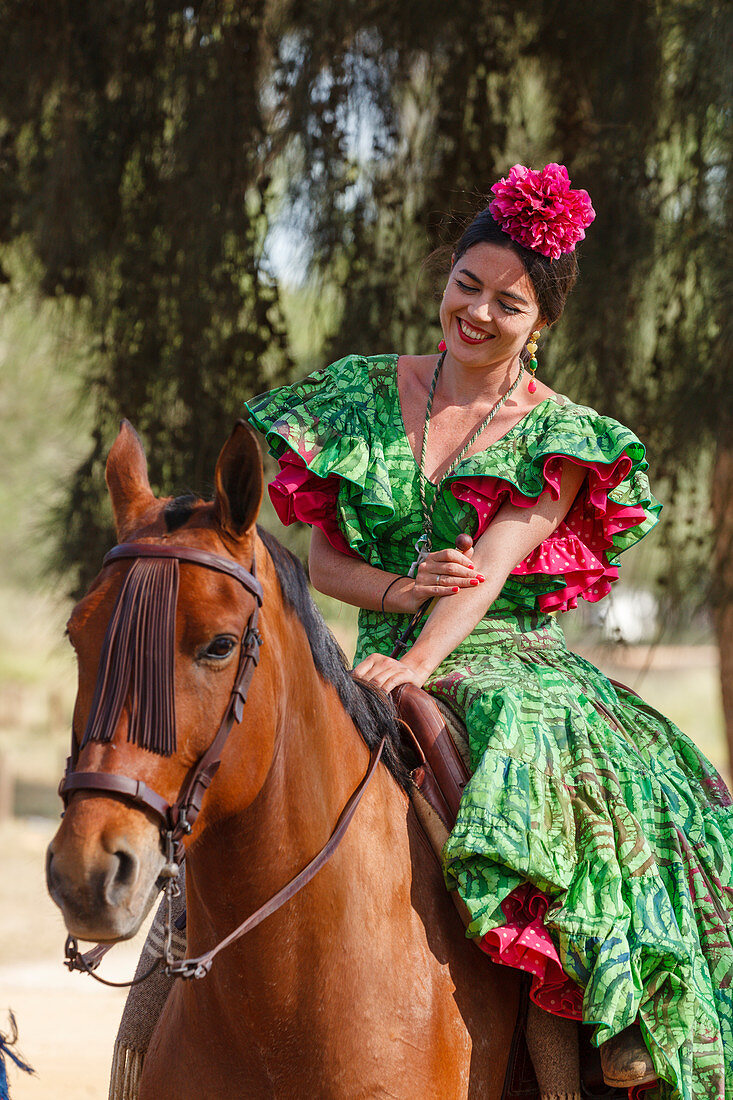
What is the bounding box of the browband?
[104,543,263,605]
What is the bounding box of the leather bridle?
[60,541,265,859]
[59,538,384,983]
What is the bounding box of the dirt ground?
[0,818,152,1100]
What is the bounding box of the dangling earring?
[526,330,541,393]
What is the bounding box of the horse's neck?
[184,601,414,1010]
[163,598,515,1098]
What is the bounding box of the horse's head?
[46,419,272,942]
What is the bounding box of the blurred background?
[0,1,730,1095]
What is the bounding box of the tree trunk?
[712,440,733,778]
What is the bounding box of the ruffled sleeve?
[447,399,662,612]
[244,354,397,561]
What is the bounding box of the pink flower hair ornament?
[488,163,595,260]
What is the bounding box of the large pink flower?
[488,163,595,260]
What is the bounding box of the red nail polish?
[468,563,474,569]
[470,578,479,586]
[451,586,459,593]
[477,574,485,582]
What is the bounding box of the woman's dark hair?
[452,208,578,325]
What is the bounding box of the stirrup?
[600,1024,656,1088]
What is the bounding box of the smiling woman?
[444,200,580,332]
[244,164,733,1100]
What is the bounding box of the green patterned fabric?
[245,353,733,1100]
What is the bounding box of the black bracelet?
[381,575,410,615]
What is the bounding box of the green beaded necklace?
[408,351,525,576]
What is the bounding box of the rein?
[59,538,385,985]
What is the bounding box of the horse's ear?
[106,420,157,539]
[214,420,263,538]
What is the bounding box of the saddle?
[392,684,469,835]
[391,683,617,1100]
[392,685,481,928]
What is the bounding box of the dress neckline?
[390,353,558,487]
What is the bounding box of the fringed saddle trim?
[108,1042,145,1100]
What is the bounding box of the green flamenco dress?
[245,352,733,1100]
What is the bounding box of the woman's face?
[439,242,544,372]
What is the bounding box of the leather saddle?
[391,683,470,829]
[391,684,475,927]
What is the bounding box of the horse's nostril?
[45,847,59,896]
[104,845,140,904]
[115,848,137,886]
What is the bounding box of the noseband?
[59,537,385,983]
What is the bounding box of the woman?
[244,164,733,1100]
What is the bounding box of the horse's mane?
[257,525,410,788]
[161,495,409,786]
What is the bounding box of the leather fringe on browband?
[82,557,180,756]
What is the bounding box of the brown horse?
[46,419,519,1099]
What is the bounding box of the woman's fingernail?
[451,586,459,593]
[468,563,474,569]
[469,578,479,586]
[477,574,485,582]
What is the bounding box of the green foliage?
[271,1,730,444]
[0,0,292,595]
[0,248,95,589]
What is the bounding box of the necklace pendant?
[408,533,431,578]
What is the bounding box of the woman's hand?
[353,652,431,694]
[404,545,483,612]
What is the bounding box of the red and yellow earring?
[526,330,541,393]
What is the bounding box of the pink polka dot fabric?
[451,454,648,612]
[477,881,583,1019]
[269,450,651,615]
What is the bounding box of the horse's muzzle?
[46,795,164,942]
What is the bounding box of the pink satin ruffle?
[478,881,583,1020]
[268,453,356,556]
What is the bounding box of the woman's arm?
[354,460,587,692]
[308,527,479,613]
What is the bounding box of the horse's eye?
[202,636,237,660]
